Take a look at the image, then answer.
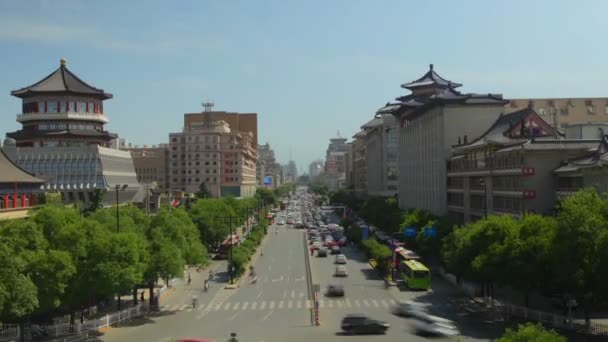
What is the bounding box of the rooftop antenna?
[337,130,342,138]
[202,100,215,112]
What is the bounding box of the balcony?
[17,112,109,123]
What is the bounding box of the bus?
[400,260,431,290]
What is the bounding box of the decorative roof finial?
[60,58,67,67]
[429,64,434,71]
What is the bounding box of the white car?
[392,301,430,317]
[335,254,347,264]
[278,220,286,225]
[335,265,347,277]
[411,313,459,337]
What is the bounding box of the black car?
[326,284,345,297]
[340,314,390,335]
[331,246,341,254]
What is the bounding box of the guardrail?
[303,231,316,326]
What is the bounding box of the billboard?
[263,176,272,187]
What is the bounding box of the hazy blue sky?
[1,0,607,172]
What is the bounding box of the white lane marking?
[224,302,231,310]
[297,300,302,309]
[260,301,267,310]
[242,302,249,310]
[362,300,370,307]
[272,276,283,282]
[180,304,189,311]
[295,276,305,282]
[278,300,284,309]
[262,310,274,321]
[381,299,390,308]
[257,291,263,299]
[372,300,380,308]
[291,290,295,298]
[282,290,287,298]
[229,310,241,320]
[233,302,240,310]
[213,304,222,311]
[251,302,258,310]
[288,300,293,309]
[345,299,352,308]
[269,301,275,309]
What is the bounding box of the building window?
[560,107,569,115]
[587,105,595,114]
[538,108,546,115]
[60,101,68,113]
[77,102,87,113]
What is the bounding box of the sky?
[1,0,607,173]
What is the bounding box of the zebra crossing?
[162,298,398,314]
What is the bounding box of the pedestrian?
[140,291,145,303]
[187,271,192,285]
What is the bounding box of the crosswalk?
[162,298,398,313]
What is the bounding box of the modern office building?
[381,64,508,215]
[351,131,368,196]
[309,160,324,180]
[505,97,608,129]
[447,107,600,223]
[127,145,169,193]
[169,113,257,198]
[3,59,140,205]
[324,133,349,191]
[361,114,398,197]
[258,143,283,188]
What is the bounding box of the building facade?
[258,143,283,189]
[3,59,140,205]
[184,111,258,151]
[324,134,349,191]
[309,160,323,180]
[505,97,608,129]
[382,65,507,215]
[447,108,600,224]
[563,123,608,140]
[169,116,257,198]
[362,114,398,197]
[127,145,169,193]
[0,146,45,220]
[555,135,608,197]
[351,131,368,196]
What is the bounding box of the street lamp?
[479,178,488,219]
[216,215,239,285]
[114,184,128,233]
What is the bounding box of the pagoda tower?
[8,58,116,147]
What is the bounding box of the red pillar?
[21,194,26,208]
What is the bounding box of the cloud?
[0,15,200,55]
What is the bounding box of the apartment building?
[128,145,169,193]
[506,97,608,128]
[351,131,368,196]
[555,135,608,197]
[361,114,398,197]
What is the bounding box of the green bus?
[400,260,431,290]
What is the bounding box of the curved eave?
[10,89,113,100]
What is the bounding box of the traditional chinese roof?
[401,64,462,90]
[361,117,383,129]
[11,59,113,100]
[376,102,402,115]
[352,131,367,139]
[496,139,599,153]
[554,135,608,173]
[453,107,559,152]
[6,129,117,141]
[0,147,45,184]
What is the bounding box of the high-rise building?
[324,133,349,191]
[505,97,608,129]
[380,64,507,215]
[168,111,258,198]
[351,131,368,196]
[361,114,398,197]
[309,160,324,180]
[127,145,169,193]
[258,143,283,188]
[3,59,140,205]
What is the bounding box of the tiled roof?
[496,139,600,153]
[11,59,112,99]
[376,103,402,115]
[361,117,383,129]
[0,147,45,184]
[554,136,608,173]
[401,64,462,89]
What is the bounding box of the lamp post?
[216,215,239,285]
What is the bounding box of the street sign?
[424,227,437,238]
[403,227,417,238]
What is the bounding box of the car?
[411,313,459,337]
[326,284,344,297]
[331,246,341,255]
[278,220,285,225]
[340,314,390,335]
[392,300,430,317]
[335,254,347,264]
[286,219,295,224]
[335,265,348,277]
[317,247,328,257]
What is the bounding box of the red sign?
[522,166,535,175]
[523,190,536,199]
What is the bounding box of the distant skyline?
[1,0,607,169]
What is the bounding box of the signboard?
[361,225,369,240]
[403,227,417,238]
[424,227,437,238]
[263,176,272,187]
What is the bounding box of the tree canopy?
[498,323,566,342]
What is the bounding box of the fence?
[437,267,608,337]
[0,303,147,342]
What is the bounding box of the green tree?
[150,207,207,265]
[196,181,212,199]
[552,188,608,323]
[0,241,38,322]
[255,187,277,206]
[498,323,566,342]
[189,199,236,247]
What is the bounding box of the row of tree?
[0,204,206,325]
